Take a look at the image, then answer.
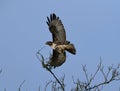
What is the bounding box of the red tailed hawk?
[46,13,76,68]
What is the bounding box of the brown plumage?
[46,13,76,68]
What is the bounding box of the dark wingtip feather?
[47,13,59,23]
[53,13,56,15]
[46,21,49,26]
[47,17,50,23]
[50,14,53,21]
[53,13,56,19]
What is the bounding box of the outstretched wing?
[49,50,66,68]
[46,13,66,43]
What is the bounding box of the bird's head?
[46,41,57,50]
[46,41,53,46]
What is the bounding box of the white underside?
[51,43,66,50]
[51,43,56,49]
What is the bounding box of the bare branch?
[18,80,25,91]
[38,85,40,91]
[100,65,107,81]
[87,63,120,90]
[4,88,6,91]
[106,65,113,78]
[72,61,120,91]
[36,49,65,91]
[82,65,89,83]
[89,61,102,85]
[0,69,2,74]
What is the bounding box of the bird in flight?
[46,13,76,68]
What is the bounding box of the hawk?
[46,13,76,68]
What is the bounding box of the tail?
[65,44,76,55]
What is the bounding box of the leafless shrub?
[36,50,120,91]
[44,75,65,91]
[72,61,120,91]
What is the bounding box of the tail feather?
[65,44,76,55]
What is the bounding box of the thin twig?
[4,88,6,91]
[82,65,89,83]
[18,80,25,91]
[38,85,40,91]
[89,61,102,85]
[106,65,113,78]
[0,69,2,74]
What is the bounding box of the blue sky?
[0,0,120,91]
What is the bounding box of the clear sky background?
[0,0,120,91]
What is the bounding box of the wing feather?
[49,50,66,67]
[46,13,66,43]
